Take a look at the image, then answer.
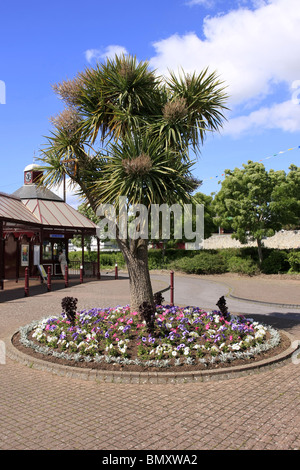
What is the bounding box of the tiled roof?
[0,189,97,232]
[22,199,97,230]
[12,184,63,201]
[0,192,41,225]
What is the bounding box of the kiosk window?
[43,241,52,260]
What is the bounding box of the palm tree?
[38,54,228,312]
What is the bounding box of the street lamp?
[62,158,78,202]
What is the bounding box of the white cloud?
[150,0,300,109]
[186,1,272,10]
[85,45,128,63]
[51,180,82,209]
[185,0,215,6]
[224,100,300,137]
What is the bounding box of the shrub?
[61,297,78,325]
[170,257,196,274]
[226,256,258,275]
[261,250,289,274]
[148,248,194,270]
[287,251,300,272]
[69,251,126,268]
[170,252,227,274]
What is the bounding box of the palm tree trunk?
[117,237,154,312]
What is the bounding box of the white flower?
[207,329,216,335]
[172,351,177,357]
[189,331,199,338]
[210,345,219,353]
[255,328,266,339]
[184,347,190,356]
[244,335,254,343]
[231,344,240,350]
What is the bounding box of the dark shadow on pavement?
[0,273,129,303]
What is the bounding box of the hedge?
[68,247,300,275]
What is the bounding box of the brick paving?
[0,272,299,451]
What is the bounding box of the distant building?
[0,164,100,284]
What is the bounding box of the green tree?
[148,192,216,250]
[214,161,300,265]
[193,192,217,239]
[71,203,100,256]
[38,54,228,311]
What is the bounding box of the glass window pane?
[43,241,52,260]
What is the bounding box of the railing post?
[97,238,101,280]
[47,266,51,292]
[65,265,69,288]
[115,263,118,280]
[80,265,83,284]
[24,267,29,297]
[170,270,174,306]
[0,221,4,290]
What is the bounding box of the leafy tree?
[193,192,217,239]
[214,161,300,265]
[71,203,100,256]
[38,54,228,311]
[149,191,217,252]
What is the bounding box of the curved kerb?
[228,293,300,309]
[4,330,298,384]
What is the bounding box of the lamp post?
[62,158,78,202]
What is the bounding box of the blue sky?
[1,0,300,207]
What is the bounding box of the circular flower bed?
[18,303,282,370]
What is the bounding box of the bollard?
[80,265,83,284]
[97,240,101,280]
[65,265,69,288]
[47,266,51,292]
[115,263,118,280]
[24,267,29,297]
[170,270,174,306]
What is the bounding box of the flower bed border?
[5,323,298,383]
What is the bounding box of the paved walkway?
[0,272,299,451]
